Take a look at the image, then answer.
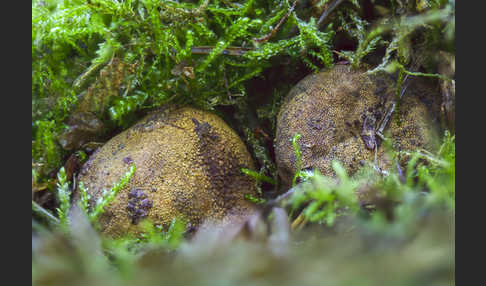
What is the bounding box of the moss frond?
[291,133,302,187]
[90,164,136,222]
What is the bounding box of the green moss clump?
[32,0,338,181]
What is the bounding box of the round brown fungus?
[75,106,258,237]
[275,64,441,190]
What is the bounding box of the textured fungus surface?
[75,106,257,237]
[275,64,441,189]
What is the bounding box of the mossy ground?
[32,1,455,285]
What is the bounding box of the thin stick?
[317,0,346,27]
[253,0,299,44]
[267,186,297,207]
[32,200,60,226]
[190,46,253,56]
[396,161,406,184]
[291,213,307,230]
[377,74,410,136]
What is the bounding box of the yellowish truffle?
[275,64,440,189]
[75,106,258,237]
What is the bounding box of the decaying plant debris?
[32,0,455,285]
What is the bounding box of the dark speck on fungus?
[126,188,152,224]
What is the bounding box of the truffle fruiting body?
[76,106,257,237]
[275,64,440,189]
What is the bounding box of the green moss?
[242,167,276,185]
[286,130,455,228]
[56,167,71,231]
[32,0,339,181]
[32,0,454,181]
[89,164,137,223]
[32,120,63,176]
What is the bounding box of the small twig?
[291,213,307,230]
[266,186,297,208]
[190,46,253,56]
[261,186,298,217]
[317,0,346,27]
[396,161,406,184]
[401,150,448,167]
[193,0,210,15]
[377,74,410,136]
[371,145,389,176]
[32,200,60,226]
[72,61,104,90]
[253,0,299,44]
[372,164,389,176]
[376,51,426,137]
[374,144,378,165]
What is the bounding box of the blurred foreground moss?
[32,204,453,286]
[33,131,454,285]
